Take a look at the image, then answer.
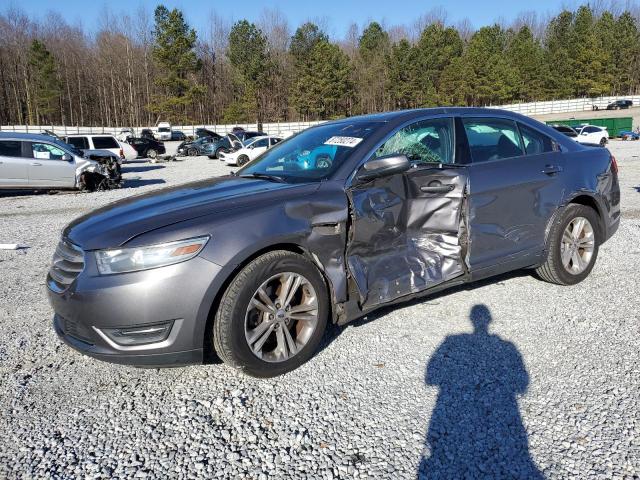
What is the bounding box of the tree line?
[1,4,639,127]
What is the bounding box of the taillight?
[610,155,618,174]
[119,148,124,159]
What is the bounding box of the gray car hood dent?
[64,176,319,250]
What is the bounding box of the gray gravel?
[1,142,639,479]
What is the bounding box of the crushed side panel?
[346,169,468,309]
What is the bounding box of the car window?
[31,143,66,160]
[271,138,282,145]
[518,124,555,155]
[66,137,89,150]
[252,138,269,148]
[93,136,119,149]
[583,126,600,134]
[0,140,23,157]
[373,117,455,165]
[463,118,524,163]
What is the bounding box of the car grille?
[47,239,85,293]
[59,315,93,344]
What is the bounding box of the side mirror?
[62,153,73,162]
[356,154,411,181]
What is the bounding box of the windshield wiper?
[237,172,286,183]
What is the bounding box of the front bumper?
[47,254,224,367]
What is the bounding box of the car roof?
[66,133,117,137]
[0,132,61,141]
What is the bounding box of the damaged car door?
[346,117,468,309]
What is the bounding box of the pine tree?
[386,39,421,109]
[506,26,546,101]
[27,39,61,124]
[612,12,640,95]
[571,6,612,97]
[228,20,272,124]
[290,23,328,119]
[149,5,204,123]
[544,10,575,99]
[415,23,463,105]
[355,22,390,113]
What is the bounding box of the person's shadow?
[417,304,543,479]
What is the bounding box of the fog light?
[101,321,174,346]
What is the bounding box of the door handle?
[31,162,42,166]
[420,184,455,194]
[542,165,562,175]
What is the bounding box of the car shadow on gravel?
[122,165,166,173]
[123,179,166,188]
[415,304,543,479]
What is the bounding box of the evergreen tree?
[228,20,272,124]
[612,12,640,94]
[544,10,575,99]
[506,26,546,101]
[27,39,61,124]
[355,22,390,113]
[571,6,612,96]
[290,23,329,119]
[386,39,421,109]
[439,57,476,106]
[415,23,464,105]
[149,5,204,122]
[296,40,353,119]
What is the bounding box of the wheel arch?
[543,192,605,252]
[201,242,335,359]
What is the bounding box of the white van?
[157,122,172,141]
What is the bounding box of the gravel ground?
[0,142,639,479]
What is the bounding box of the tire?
[146,148,157,160]
[599,137,607,147]
[213,250,329,377]
[536,204,600,285]
[187,148,198,157]
[215,147,225,159]
[237,155,250,167]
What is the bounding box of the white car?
[64,134,137,162]
[220,136,282,166]
[574,125,609,146]
[116,128,134,142]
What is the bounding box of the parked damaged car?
[126,137,166,160]
[177,135,236,159]
[47,108,620,377]
[1,132,121,191]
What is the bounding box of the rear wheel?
[237,155,250,167]
[146,148,157,160]
[536,204,600,285]
[213,250,329,377]
[599,137,607,147]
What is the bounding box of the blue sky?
[9,0,580,38]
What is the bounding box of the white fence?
[0,121,327,138]
[490,95,640,116]
[2,94,638,135]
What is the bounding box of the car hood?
[64,176,319,250]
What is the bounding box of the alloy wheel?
[560,216,595,274]
[244,272,319,363]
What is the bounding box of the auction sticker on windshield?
[324,136,363,147]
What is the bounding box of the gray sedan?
[47,108,620,377]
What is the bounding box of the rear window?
[66,137,89,149]
[0,140,23,157]
[518,124,555,155]
[463,118,524,162]
[92,136,119,149]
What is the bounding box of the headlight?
[95,236,209,275]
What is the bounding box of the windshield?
[237,121,382,182]
[158,127,170,132]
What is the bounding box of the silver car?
[0,132,106,190]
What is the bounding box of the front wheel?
[237,155,250,167]
[213,250,329,377]
[187,148,198,156]
[536,204,600,285]
[146,148,157,160]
